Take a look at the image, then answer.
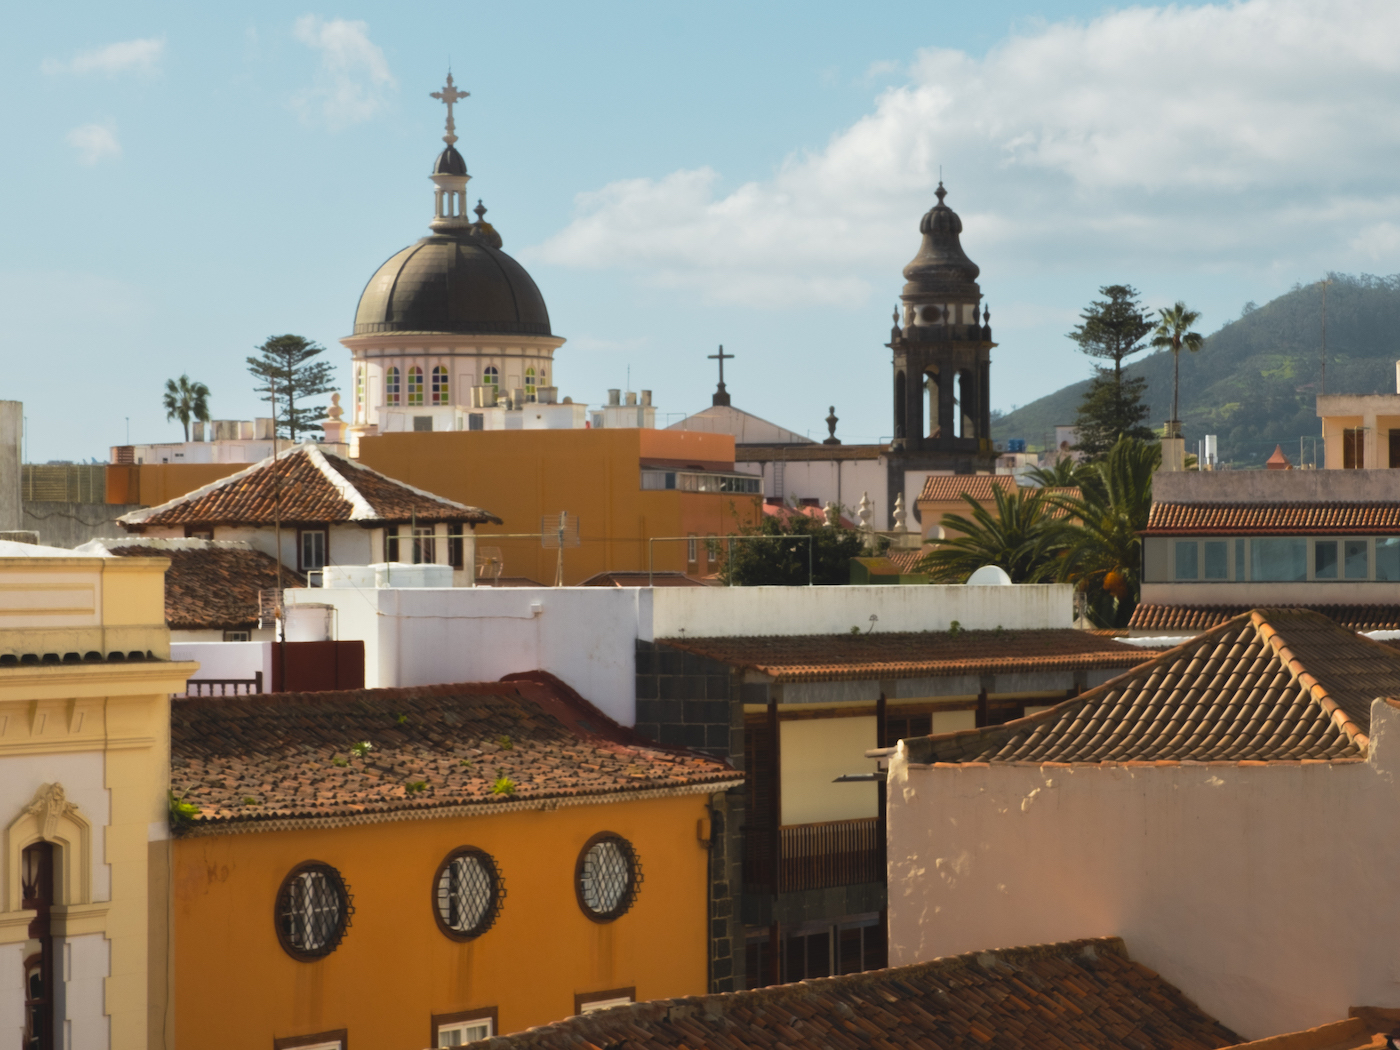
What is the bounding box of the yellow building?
[169,674,741,1049]
[359,428,761,585]
[0,541,195,1050]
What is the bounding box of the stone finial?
[327,392,344,421]
[893,492,907,532]
[857,492,873,531]
[823,501,838,527]
[823,406,841,446]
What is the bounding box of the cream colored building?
[0,541,194,1050]
[1316,363,1400,468]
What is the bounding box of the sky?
[8,0,1400,461]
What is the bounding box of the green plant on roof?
[491,771,516,796]
[350,741,373,758]
[849,625,861,635]
[395,713,409,725]
[242,796,259,806]
[948,619,963,638]
[459,758,471,768]
[331,756,349,767]
[168,789,199,830]
[405,780,428,795]
[497,735,513,750]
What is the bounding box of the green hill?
[991,274,1400,467]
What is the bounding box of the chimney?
[608,389,621,406]
[625,391,637,406]
[640,390,652,407]
[192,421,205,442]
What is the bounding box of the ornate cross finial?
[708,345,734,406]
[431,72,470,146]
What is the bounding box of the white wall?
[737,457,888,524]
[0,753,110,903]
[61,933,109,1050]
[170,642,271,691]
[652,584,1072,638]
[886,698,1400,1041]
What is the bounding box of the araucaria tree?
[1150,302,1205,436]
[246,335,337,442]
[1067,285,1155,458]
[162,374,211,442]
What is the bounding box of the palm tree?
[162,375,212,441]
[1047,437,1160,627]
[916,485,1069,583]
[1150,301,1204,437]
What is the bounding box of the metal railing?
[180,673,263,698]
[744,817,882,893]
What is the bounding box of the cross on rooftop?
[431,72,470,146]
[708,345,733,407]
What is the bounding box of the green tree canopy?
[1067,285,1156,458]
[719,504,876,586]
[915,486,1069,584]
[1151,301,1205,431]
[162,374,211,442]
[247,335,337,442]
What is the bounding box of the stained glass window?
[386,367,400,404]
[432,366,449,405]
[408,367,424,406]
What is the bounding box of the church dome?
[353,229,552,337]
[901,183,981,300]
[433,144,467,176]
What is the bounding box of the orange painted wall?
[105,463,242,506]
[173,793,713,1049]
[358,430,759,584]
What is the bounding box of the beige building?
[1316,363,1400,468]
[0,541,194,1050]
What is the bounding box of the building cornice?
[340,333,566,353]
[0,660,198,702]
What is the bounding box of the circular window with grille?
[575,833,642,922]
[274,862,353,960]
[433,847,504,940]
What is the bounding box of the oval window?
[433,847,505,940]
[274,862,353,960]
[575,833,642,922]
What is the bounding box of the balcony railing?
[744,817,882,893]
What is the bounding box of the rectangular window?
[222,630,251,642]
[1345,539,1369,580]
[575,989,635,1015]
[1174,541,1198,580]
[1344,428,1365,469]
[413,526,435,565]
[1378,538,1400,581]
[468,413,484,431]
[1315,540,1339,579]
[299,529,327,571]
[448,528,464,570]
[1251,537,1308,581]
[432,1009,497,1046]
[1391,431,1400,468]
[414,416,433,432]
[1203,540,1228,580]
[687,534,698,565]
[272,1032,346,1050]
[384,525,399,563]
[1235,538,1247,580]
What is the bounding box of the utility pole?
[270,376,287,693]
[1321,277,1334,395]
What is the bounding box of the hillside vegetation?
[991,274,1400,466]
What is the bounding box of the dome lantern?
[429,73,472,232]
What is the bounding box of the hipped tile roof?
[119,444,499,529]
[1144,502,1400,535]
[1130,604,1400,633]
[170,672,740,833]
[662,630,1151,683]
[917,475,1078,504]
[904,609,1395,765]
[480,937,1240,1050]
[106,542,303,630]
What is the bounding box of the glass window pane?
[1314,540,1338,579]
[1378,539,1400,581]
[1345,540,1369,580]
[1203,541,1227,580]
[1174,541,1198,580]
[1235,538,1246,580]
[1252,538,1307,582]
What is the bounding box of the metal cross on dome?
[431,72,470,146]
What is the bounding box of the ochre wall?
[105,463,243,507]
[172,793,713,1048]
[359,430,758,584]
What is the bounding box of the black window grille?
[575,833,642,922]
[274,862,353,960]
[433,847,504,940]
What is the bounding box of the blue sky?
[8,0,1400,460]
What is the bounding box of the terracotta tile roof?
[170,672,740,833]
[482,936,1240,1050]
[736,444,885,461]
[662,630,1152,683]
[1223,1016,1389,1050]
[904,609,1396,765]
[918,474,1016,502]
[119,444,500,530]
[1144,502,1400,535]
[883,548,930,574]
[105,541,304,630]
[578,571,713,587]
[1130,604,1400,632]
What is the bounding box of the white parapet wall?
[650,584,1073,638]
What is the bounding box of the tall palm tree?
[916,485,1069,583]
[162,375,212,441]
[1150,301,1204,436]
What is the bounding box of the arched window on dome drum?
[386,367,401,405]
[483,366,499,389]
[408,367,424,406]
[525,367,536,400]
[356,368,365,420]
[432,366,449,405]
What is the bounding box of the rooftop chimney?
[640,390,652,406]
[608,389,621,406]
[625,391,637,406]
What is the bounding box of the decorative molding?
[28,783,78,841]
[5,781,93,911]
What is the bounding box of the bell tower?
[888,183,995,468]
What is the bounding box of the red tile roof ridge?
[1220,1016,1376,1050]
[319,449,501,522]
[1252,611,1371,754]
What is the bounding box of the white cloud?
[291,16,395,129]
[537,0,1400,307]
[66,124,120,165]
[43,38,164,76]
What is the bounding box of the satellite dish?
[966,565,1013,586]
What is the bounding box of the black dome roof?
[902,183,981,300]
[433,145,467,176]
[353,230,552,337]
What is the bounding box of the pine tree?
[246,335,337,442]
[1067,285,1155,458]
[1073,373,1154,458]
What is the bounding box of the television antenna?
[540,512,581,586]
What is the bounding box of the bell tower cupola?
[429,73,472,232]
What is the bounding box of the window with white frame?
[386,366,401,405]
[525,367,536,400]
[408,367,425,406]
[432,1009,496,1047]
[300,529,327,571]
[432,366,449,405]
[483,366,499,388]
